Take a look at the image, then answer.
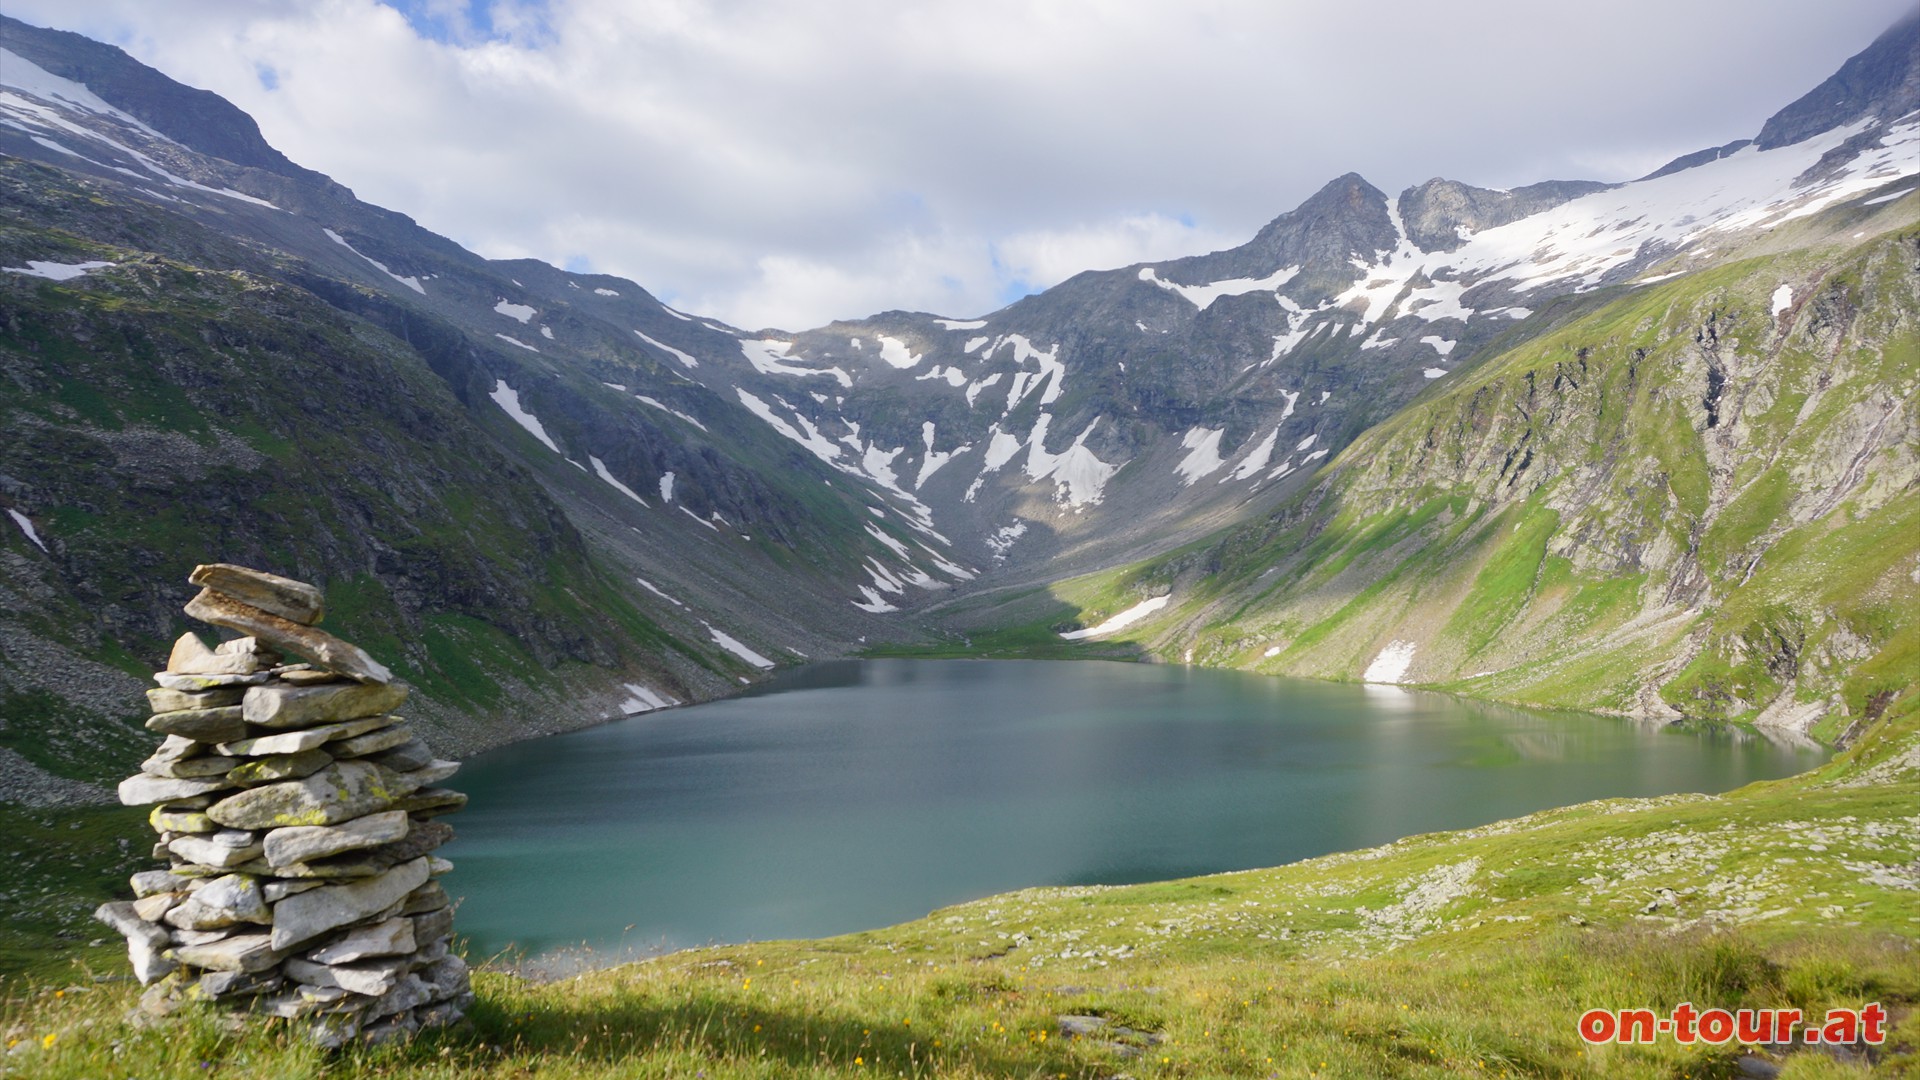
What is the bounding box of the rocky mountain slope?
[2,11,1918,798]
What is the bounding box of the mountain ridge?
[1,11,1918,802]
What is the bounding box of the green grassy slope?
[1015,222,1920,742]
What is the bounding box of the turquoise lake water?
[442,659,1825,962]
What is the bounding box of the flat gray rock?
[144,705,247,742]
[227,749,333,785]
[244,681,408,729]
[269,856,430,951]
[149,804,214,833]
[142,753,238,780]
[264,809,409,867]
[94,901,169,949]
[118,772,234,806]
[217,714,395,757]
[190,563,326,625]
[307,916,415,964]
[185,588,390,684]
[167,631,263,676]
[285,956,407,997]
[171,931,284,973]
[206,761,410,830]
[154,671,271,690]
[330,725,414,758]
[147,685,245,713]
[168,830,263,869]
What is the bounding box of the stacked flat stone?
[94,564,471,1048]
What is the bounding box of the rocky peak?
[1756,7,1920,149]
[1396,178,1614,253]
[0,14,321,183]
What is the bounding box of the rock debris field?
[93,563,471,1047]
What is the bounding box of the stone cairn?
[93,564,471,1047]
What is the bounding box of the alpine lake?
[442,659,1826,964]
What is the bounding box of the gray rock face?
[263,810,409,867]
[269,856,430,950]
[243,681,408,729]
[206,761,411,830]
[185,589,392,684]
[190,564,327,624]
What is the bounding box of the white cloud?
[7,0,1914,328]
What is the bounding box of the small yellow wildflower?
[42,1033,56,1049]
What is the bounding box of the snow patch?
[705,623,775,668]
[1771,283,1794,316]
[740,338,851,387]
[618,683,678,714]
[594,287,620,296]
[3,259,112,280]
[659,472,676,503]
[1420,335,1456,356]
[1060,595,1171,640]
[635,330,699,369]
[488,381,560,452]
[1227,427,1281,481]
[852,586,899,613]
[7,509,47,552]
[589,456,650,507]
[935,318,987,330]
[985,520,1027,560]
[494,333,538,352]
[1423,367,1449,379]
[1363,640,1418,684]
[635,576,684,607]
[494,299,535,323]
[322,229,424,293]
[635,395,708,431]
[876,334,922,369]
[1139,264,1301,310]
[1174,427,1228,485]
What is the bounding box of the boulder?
[167,632,261,676]
[243,681,408,729]
[185,589,390,684]
[189,564,326,625]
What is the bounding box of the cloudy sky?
[8,0,1914,328]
